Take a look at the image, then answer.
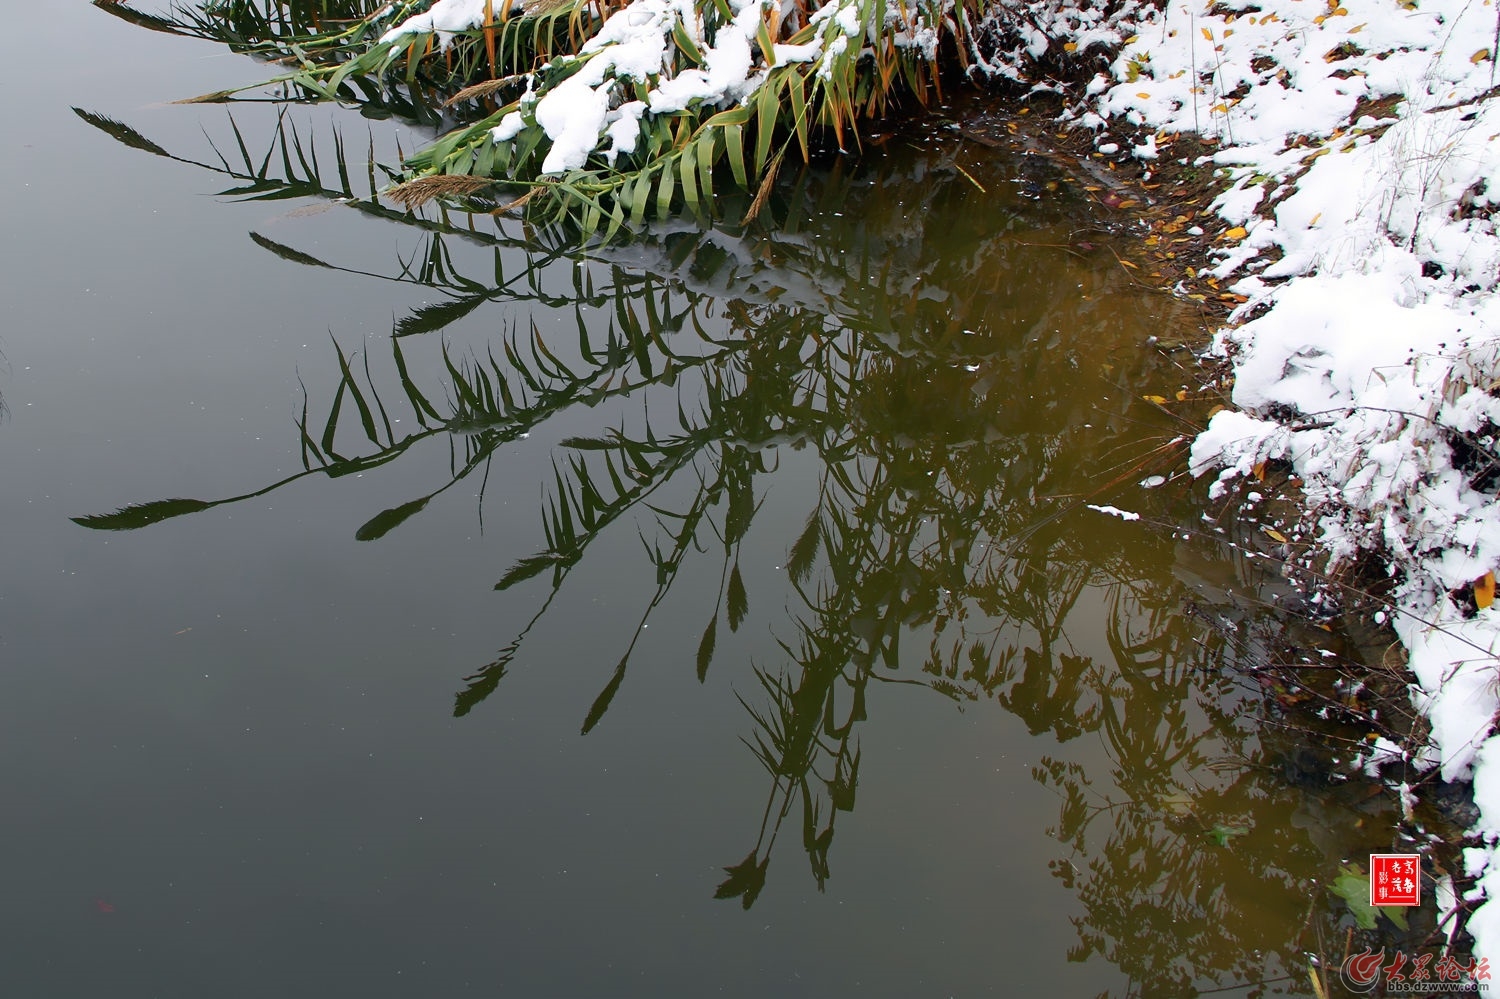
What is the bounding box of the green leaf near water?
[1331,865,1411,931]
[1208,824,1249,847]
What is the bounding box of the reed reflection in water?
[70,97,1440,996]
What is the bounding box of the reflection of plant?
[72,101,1440,991]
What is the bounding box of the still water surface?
[0,4,1424,995]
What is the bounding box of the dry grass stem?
[740,152,782,227]
[490,187,542,215]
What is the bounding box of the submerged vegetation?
[94,0,1138,232]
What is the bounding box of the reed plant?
[99,0,987,233]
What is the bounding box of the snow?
[387,0,951,176]
[647,0,763,113]
[381,0,524,47]
[1087,504,1143,521]
[1048,0,1500,971]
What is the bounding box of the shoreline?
[997,0,1500,973]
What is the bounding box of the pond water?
[0,4,1442,996]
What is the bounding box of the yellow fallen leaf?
[1063,41,1078,52]
[1175,389,1190,401]
[1309,212,1322,225]
[1202,26,1214,39]
[1143,394,1169,405]
[1252,461,1267,481]
[1264,527,1289,543]
[1225,226,1248,240]
[1477,571,1496,609]
[1124,34,1139,43]
[1137,91,1152,98]
[1473,49,1493,64]
[1207,404,1226,418]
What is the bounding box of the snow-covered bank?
[1053,0,1500,966]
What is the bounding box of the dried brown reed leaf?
[490,187,541,215]
[739,152,782,227]
[172,89,242,104]
[386,174,494,210]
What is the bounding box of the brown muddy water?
[0,4,1453,996]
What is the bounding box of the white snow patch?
[382,0,524,46]
[1087,504,1142,521]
